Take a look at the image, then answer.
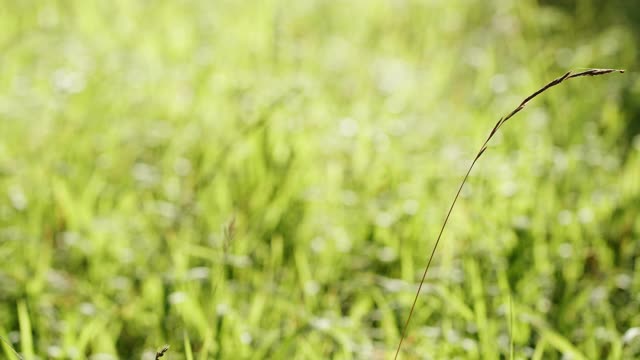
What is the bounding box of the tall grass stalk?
[155,345,169,359]
[394,68,625,359]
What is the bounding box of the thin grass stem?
[394,68,624,359]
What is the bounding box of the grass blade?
[0,332,23,360]
[17,301,33,360]
[184,330,194,360]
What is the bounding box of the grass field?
[1,1,639,359]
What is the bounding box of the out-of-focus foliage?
[0,0,638,359]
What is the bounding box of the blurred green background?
[1,1,639,359]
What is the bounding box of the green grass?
[1,0,639,359]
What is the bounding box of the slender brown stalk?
[394,68,624,359]
[155,345,169,360]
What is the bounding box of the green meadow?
[1,1,639,359]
